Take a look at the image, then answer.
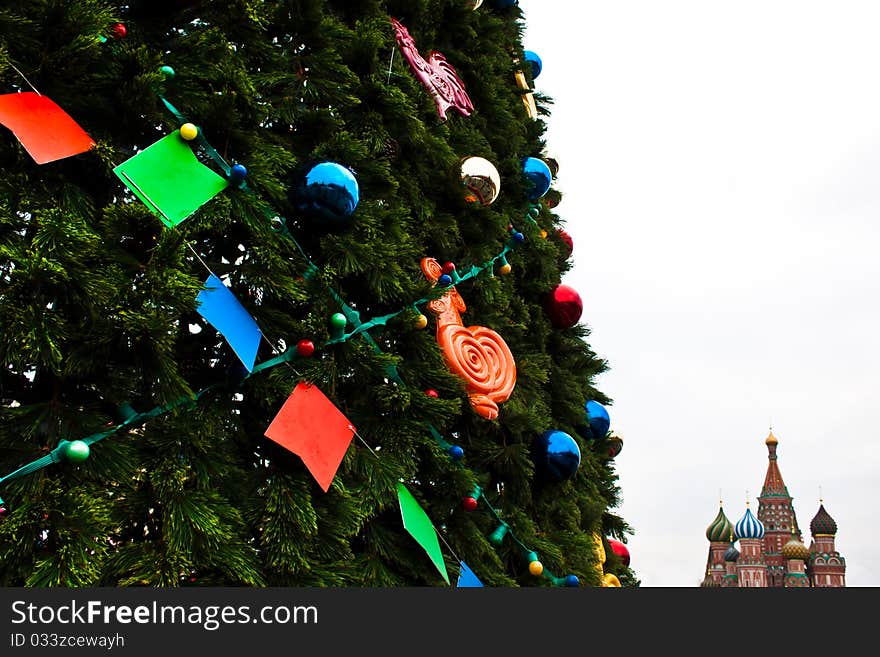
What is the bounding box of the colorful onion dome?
[734,507,765,539]
[700,572,719,588]
[706,506,733,542]
[724,544,740,562]
[810,503,838,536]
[781,536,810,561]
[765,429,778,445]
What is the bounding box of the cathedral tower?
[808,502,846,587]
[757,430,802,587]
[734,503,767,587]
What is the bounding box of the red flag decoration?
[264,383,356,492]
[0,92,95,164]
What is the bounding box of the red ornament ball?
[545,284,583,329]
[110,22,127,39]
[462,496,478,512]
[296,339,315,357]
[607,538,630,567]
[556,229,573,257]
[425,389,439,398]
[441,262,456,275]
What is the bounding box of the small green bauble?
[330,313,347,329]
[160,65,176,79]
[63,440,90,463]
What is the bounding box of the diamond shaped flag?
[113,130,229,227]
[397,483,450,584]
[456,561,484,588]
[0,92,95,164]
[195,274,261,372]
[265,383,356,492]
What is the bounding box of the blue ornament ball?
[585,400,611,441]
[565,575,580,587]
[524,50,542,79]
[448,445,464,462]
[229,163,247,185]
[522,157,553,200]
[531,430,581,482]
[297,162,360,224]
[438,274,453,287]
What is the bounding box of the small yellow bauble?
[529,560,544,576]
[180,123,199,141]
[414,314,428,330]
[499,263,512,275]
[540,230,548,239]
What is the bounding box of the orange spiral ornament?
[420,258,516,420]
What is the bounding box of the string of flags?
[0,14,618,586]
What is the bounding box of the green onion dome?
[810,504,838,536]
[724,544,740,562]
[706,506,734,542]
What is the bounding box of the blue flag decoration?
[195,274,261,372]
[457,561,484,588]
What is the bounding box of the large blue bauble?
[297,162,359,223]
[521,157,553,200]
[531,430,581,482]
[585,400,611,441]
[524,50,542,79]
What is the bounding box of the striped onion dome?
[781,535,810,561]
[724,544,740,562]
[734,507,765,539]
[706,506,734,542]
[810,504,837,536]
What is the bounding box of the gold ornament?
[460,156,501,206]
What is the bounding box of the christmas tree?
[0,0,636,587]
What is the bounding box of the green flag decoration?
[397,483,449,584]
[113,130,229,227]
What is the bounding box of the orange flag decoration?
[264,383,356,492]
[0,92,95,164]
[421,257,516,420]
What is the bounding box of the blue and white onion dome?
[734,506,765,540]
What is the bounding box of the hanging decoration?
[602,573,622,587]
[544,283,583,329]
[397,483,450,584]
[459,156,501,205]
[295,162,360,224]
[521,156,553,200]
[583,399,610,441]
[0,92,95,164]
[420,257,516,420]
[524,50,542,79]
[604,434,624,459]
[113,130,229,227]
[457,562,484,587]
[513,68,538,120]
[530,430,581,482]
[607,538,631,567]
[264,383,357,493]
[556,228,573,257]
[390,17,474,121]
[195,274,262,372]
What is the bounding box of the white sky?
[519,0,880,586]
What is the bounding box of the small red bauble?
[296,339,315,357]
[556,228,573,257]
[441,262,456,275]
[462,496,478,512]
[425,389,439,398]
[545,284,583,329]
[110,22,127,39]
[607,537,631,567]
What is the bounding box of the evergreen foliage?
[0,0,637,587]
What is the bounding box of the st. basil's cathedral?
[701,431,846,587]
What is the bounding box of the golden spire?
[765,428,778,446]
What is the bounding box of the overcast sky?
[519,0,880,586]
